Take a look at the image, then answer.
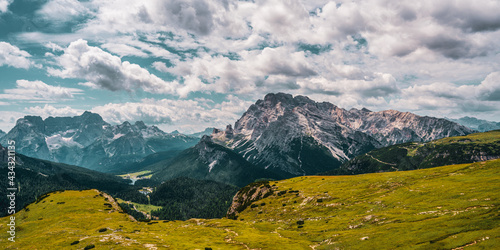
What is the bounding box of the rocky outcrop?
[226,181,274,219]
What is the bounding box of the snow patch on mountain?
[208,160,217,172]
[45,134,83,150]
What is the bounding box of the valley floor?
[1,159,499,249]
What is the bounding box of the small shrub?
[70,240,79,245]
[98,228,107,232]
[84,245,95,250]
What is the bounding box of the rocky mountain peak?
[212,92,475,177]
[135,121,147,130]
[18,115,45,131]
[80,111,105,124]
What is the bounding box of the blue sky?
[1,0,500,133]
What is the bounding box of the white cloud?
[24,104,83,118]
[0,0,12,13]
[36,0,93,23]
[48,39,179,94]
[101,43,148,58]
[6,0,500,122]
[91,96,252,133]
[0,111,25,132]
[392,71,500,114]
[0,42,32,69]
[162,47,317,97]
[0,80,83,102]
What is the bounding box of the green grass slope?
[1,159,499,249]
[0,149,136,217]
[326,130,500,175]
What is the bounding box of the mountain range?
[207,93,473,177]
[128,93,475,187]
[0,111,199,172]
[447,116,500,132]
[0,93,477,182]
[323,129,500,175]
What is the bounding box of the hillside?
[326,130,500,175]
[151,136,281,187]
[0,144,138,217]
[1,159,498,249]
[149,177,239,220]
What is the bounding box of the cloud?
[0,42,32,69]
[393,72,500,113]
[162,47,317,97]
[431,0,500,33]
[36,0,93,24]
[0,111,25,132]
[24,104,83,118]
[91,95,252,133]
[476,72,500,101]
[48,39,178,94]
[297,72,399,98]
[0,80,83,102]
[4,0,500,122]
[100,43,148,58]
[0,0,12,13]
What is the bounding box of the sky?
[0,0,499,133]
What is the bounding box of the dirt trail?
[366,154,398,170]
[99,190,137,222]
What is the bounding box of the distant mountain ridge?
[0,112,199,172]
[211,93,474,176]
[323,130,500,175]
[188,127,217,138]
[447,116,500,132]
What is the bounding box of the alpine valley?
[1,93,499,249]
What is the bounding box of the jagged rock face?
[213,93,474,176]
[0,112,198,172]
[1,116,50,160]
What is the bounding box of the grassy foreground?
[1,160,499,249]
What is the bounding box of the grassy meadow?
[0,159,498,249]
